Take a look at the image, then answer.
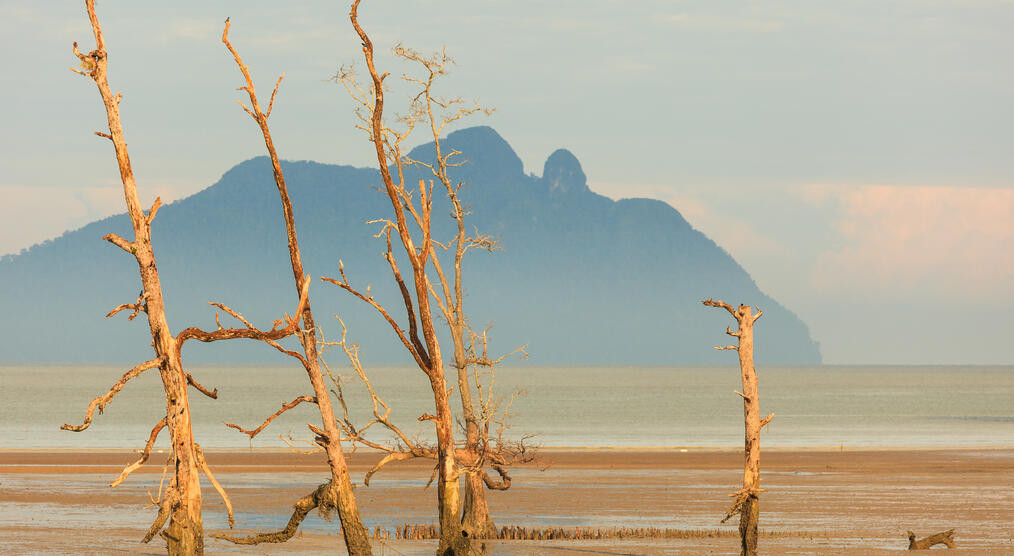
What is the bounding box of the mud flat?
[2,448,1013,554]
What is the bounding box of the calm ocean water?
[2,364,1013,450]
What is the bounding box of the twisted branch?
[111,416,167,487]
[175,278,310,356]
[195,444,233,528]
[213,482,334,545]
[61,358,161,432]
[225,395,317,439]
[185,372,218,399]
[106,290,147,320]
[142,483,180,543]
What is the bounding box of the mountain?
[0,126,820,365]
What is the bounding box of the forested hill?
[0,126,821,364]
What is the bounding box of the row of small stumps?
[373,525,766,541]
[371,526,956,550]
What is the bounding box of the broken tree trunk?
[703,298,772,556]
[908,529,956,550]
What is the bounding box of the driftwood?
[908,529,956,550]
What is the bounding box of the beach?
[3,447,1012,554]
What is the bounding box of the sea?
[2,364,1013,450]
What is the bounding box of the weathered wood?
[219,18,372,555]
[347,3,468,554]
[335,4,531,549]
[704,298,769,556]
[73,3,203,551]
[213,482,333,545]
[908,529,956,550]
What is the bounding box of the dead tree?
[208,18,373,556]
[394,45,525,538]
[64,3,310,552]
[316,2,503,553]
[908,529,956,550]
[331,38,528,539]
[703,298,773,556]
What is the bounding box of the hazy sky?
[2,1,1012,364]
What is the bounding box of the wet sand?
[2,448,1013,554]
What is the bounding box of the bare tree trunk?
[737,305,760,556]
[220,21,371,555]
[451,322,495,538]
[72,3,203,553]
[456,361,495,539]
[703,299,772,556]
[429,372,468,555]
[462,461,497,538]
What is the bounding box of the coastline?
[3,447,1012,554]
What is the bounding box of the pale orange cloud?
[0,182,180,257]
[807,184,1014,300]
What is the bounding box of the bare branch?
[715,345,739,351]
[480,464,512,491]
[195,445,233,528]
[322,274,428,370]
[184,372,218,399]
[264,339,309,366]
[142,484,179,543]
[364,451,419,486]
[110,417,167,487]
[208,300,308,364]
[464,343,529,368]
[61,358,161,432]
[102,232,134,254]
[722,487,750,523]
[106,290,147,321]
[225,396,317,439]
[175,277,310,355]
[144,197,162,227]
[702,297,737,317]
[265,74,285,119]
[318,316,437,468]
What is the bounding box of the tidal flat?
[2,448,1012,554]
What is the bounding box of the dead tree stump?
[908,529,956,550]
[703,298,771,556]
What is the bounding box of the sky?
[2,1,1012,364]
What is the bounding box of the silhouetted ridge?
[0,126,820,364]
[543,149,589,196]
[408,126,525,181]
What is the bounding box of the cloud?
[0,181,185,257]
[806,184,1014,300]
[0,185,103,256]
